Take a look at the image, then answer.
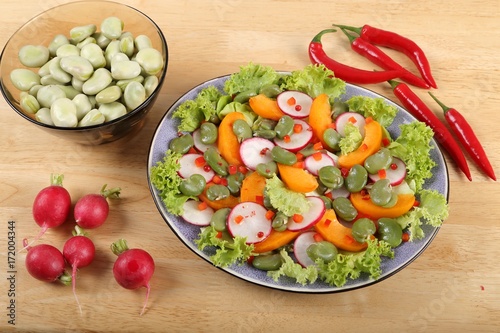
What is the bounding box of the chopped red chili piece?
[220,178,228,186]
[234,215,244,224]
[265,210,275,220]
[283,135,291,143]
[382,138,391,147]
[212,175,222,184]
[325,219,332,227]
[313,233,324,242]
[287,97,296,105]
[198,201,208,211]
[293,123,303,133]
[260,147,270,155]
[228,165,238,175]
[312,151,322,161]
[255,195,264,205]
[360,143,368,151]
[293,214,304,223]
[216,231,223,239]
[195,156,206,167]
[378,169,386,179]
[313,142,323,150]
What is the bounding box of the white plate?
[147,74,449,293]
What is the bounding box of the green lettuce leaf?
[172,85,223,132]
[223,63,281,96]
[150,150,193,216]
[267,249,318,286]
[388,121,436,193]
[195,226,254,267]
[316,238,394,287]
[396,189,449,241]
[339,122,363,155]
[265,175,310,216]
[346,96,398,128]
[281,64,346,102]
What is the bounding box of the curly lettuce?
[339,122,363,155]
[150,150,193,216]
[346,96,398,128]
[281,64,346,102]
[223,63,281,96]
[389,121,436,193]
[315,238,394,287]
[196,226,254,267]
[172,85,222,132]
[267,249,318,286]
[396,189,449,241]
[265,175,310,216]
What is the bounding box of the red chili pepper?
[308,29,403,85]
[388,80,471,181]
[429,92,496,181]
[338,28,430,89]
[335,24,438,88]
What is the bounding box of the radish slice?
[335,112,366,137]
[304,153,336,176]
[293,231,319,267]
[192,128,217,153]
[178,153,215,183]
[178,153,215,182]
[274,119,313,152]
[276,90,313,119]
[368,157,407,186]
[181,200,214,226]
[327,186,350,199]
[227,202,272,244]
[239,137,275,170]
[287,196,325,231]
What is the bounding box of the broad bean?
[60,56,94,81]
[135,48,163,75]
[179,174,206,196]
[35,107,53,126]
[169,133,194,154]
[123,81,146,110]
[210,208,230,232]
[80,43,106,69]
[271,146,297,165]
[96,85,122,104]
[73,94,93,120]
[20,92,40,114]
[204,147,228,176]
[50,98,78,127]
[70,24,96,44]
[55,44,80,58]
[98,102,127,122]
[10,68,40,91]
[82,68,112,95]
[18,45,49,68]
[332,197,358,222]
[48,34,69,56]
[307,241,338,263]
[252,253,283,271]
[36,85,66,108]
[78,109,105,127]
[100,16,124,40]
[134,35,153,51]
[345,164,368,193]
[199,122,218,144]
[206,184,230,201]
[143,75,159,97]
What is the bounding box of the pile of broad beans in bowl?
[0,1,168,145]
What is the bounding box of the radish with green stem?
[63,226,96,314]
[24,239,71,285]
[111,239,155,316]
[74,184,121,229]
[22,174,71,251]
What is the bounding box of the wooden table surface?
[1,0,499,332]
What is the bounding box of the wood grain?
[0,0,499,332]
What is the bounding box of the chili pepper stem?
[428,92,450,112]
[312,29,337,43]
[332,24,362,35]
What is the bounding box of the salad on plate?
[150,63,448,288]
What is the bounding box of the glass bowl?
[0,0,168,145]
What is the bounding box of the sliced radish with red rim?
[181,200,214,226]
[304,153,336,176]
[192,128,217,153]
[293,231,319,267]
[274,119,313,152]
[276,91,313,119]
[368,157,407,186]
[287,196,325,231]
[335,112,366,137]
[227,202,272,244]
[239,137,275,170]
[178,154,215,183]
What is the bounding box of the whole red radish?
[111,239,155,316]
[74,184,121,229]
[24,239,71,285]
[23,174,71,250]
[63,226,96,314]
